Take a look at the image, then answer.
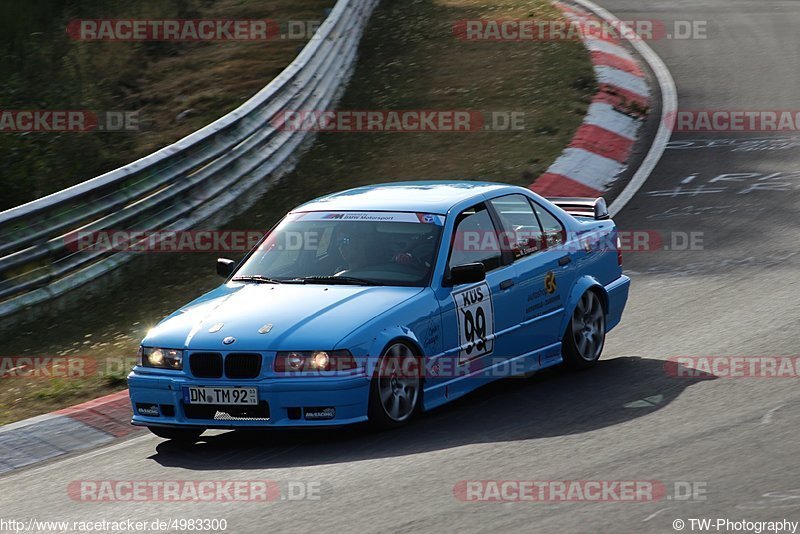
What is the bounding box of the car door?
[487,194,576,357]
[528,198,577,348]
[435,202,519,378]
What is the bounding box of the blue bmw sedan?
[128,181,629,440]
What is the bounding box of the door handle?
[558,255,572,266]
[500,279,515,290]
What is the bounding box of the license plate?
[182,386,258,405]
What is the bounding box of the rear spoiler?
[546,197,609,220]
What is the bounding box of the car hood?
[142,282,424,351]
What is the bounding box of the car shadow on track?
[150,356,714,470]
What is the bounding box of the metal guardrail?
[0,0,378,319]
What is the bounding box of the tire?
[367,342,422,429]
[148,426,204,442]
[562,290,606,370]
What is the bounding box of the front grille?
[183,401,270,421]
[189,352,223,378]
[225,353,262,379]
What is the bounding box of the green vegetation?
[0,0,594,424]
[0,0,334,211]
[232,0,596,217]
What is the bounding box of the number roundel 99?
[452,281,495,364]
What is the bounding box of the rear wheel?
[148,426,204,443]
[368,342,421,428]
[562,290,606,370]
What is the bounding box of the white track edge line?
[569,0,678,217]
[0,434,153,482]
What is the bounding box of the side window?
[488,194,544,259]
[530,201,566,248]
[448,203,503,272]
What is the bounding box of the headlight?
[139,347,183,370]
[274,350,356,373]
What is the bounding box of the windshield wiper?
[295,275,382,286]
[230,275,296,284]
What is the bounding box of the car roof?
[293,181,516,214]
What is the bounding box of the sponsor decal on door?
[453,281,495,364]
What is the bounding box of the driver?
[392,234,435,270]
[334,225,433,274]
[335,226,373,272]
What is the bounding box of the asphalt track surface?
[3,1,800,532]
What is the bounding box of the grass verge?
[0,0,334,211]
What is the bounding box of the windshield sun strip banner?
[291,211,445,225]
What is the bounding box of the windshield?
[234,211,444,286]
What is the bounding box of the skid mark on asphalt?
[667,137,800,153]
[736,488,800,511]
[760,404,784,424]
[646,204,738,220]
[642,507,671,522]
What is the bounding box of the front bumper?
[128,370,370,429]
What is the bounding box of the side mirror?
[216,258,236,278]
[448,262,486,286]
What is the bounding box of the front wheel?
[562,290,606,370]
[368,342,421,429]
[148,426,204,443]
